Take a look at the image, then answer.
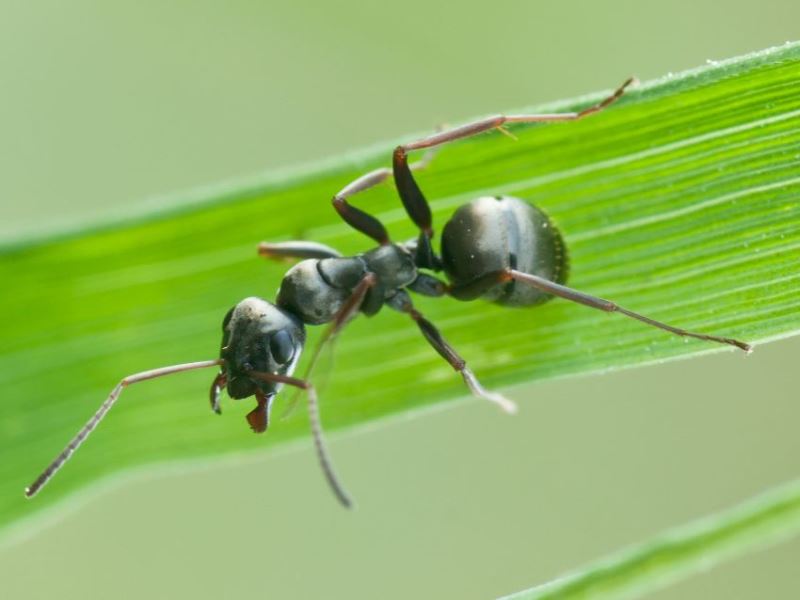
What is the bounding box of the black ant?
[25,78,751,508]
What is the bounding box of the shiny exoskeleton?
[26,78,751,508]
[442,196,568,305]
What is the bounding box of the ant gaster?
[26,78,751,508]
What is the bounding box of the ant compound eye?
[269,330,295,365]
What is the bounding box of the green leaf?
[499,478,800,600]
[2,43,799,540]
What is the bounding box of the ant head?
[220,297,306,399]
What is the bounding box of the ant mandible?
[25,78,751,508]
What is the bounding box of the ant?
[25,78,751,508]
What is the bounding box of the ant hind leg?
[468,268,752,352]
[331,136,441,247]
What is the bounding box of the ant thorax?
[277,244,417,324]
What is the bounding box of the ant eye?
[269,330,295,364]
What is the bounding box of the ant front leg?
[256,276,378,508]
[247,370,352,508]
[280,273,378,419]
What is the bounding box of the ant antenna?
[247,370,353,509]
[25,359,224,499]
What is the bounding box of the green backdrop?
[1,1,798,598]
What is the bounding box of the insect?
[25,78,751,507]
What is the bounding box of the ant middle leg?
[389,290,517,414]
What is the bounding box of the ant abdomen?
[441,196,569,306]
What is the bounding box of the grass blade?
[1,43,799,536]
[499,479,800,600]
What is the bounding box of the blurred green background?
[1,1,798,598]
